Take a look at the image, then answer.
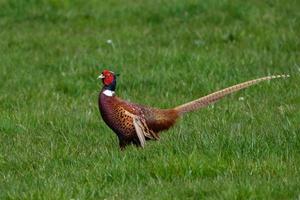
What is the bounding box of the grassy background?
[0,0,299,199]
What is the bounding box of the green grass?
[0,0,300,199]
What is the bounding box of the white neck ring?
[103,90,115,97]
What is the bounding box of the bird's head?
[98,69,119,91]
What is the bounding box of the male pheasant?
[98,69,289,150]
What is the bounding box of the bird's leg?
[119,140,126,151]
[132,138,143,148]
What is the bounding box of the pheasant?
[98,69,289,150]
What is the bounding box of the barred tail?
[175,75,289,115]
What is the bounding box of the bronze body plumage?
[99,88,179,149]
[98,70,289,150]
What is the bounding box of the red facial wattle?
[103,74,114,86]
[101,70,115,86]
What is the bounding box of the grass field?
[0,0,300,199]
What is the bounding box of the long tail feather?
[175,74,289,115]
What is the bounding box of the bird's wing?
[124,110,160,147]
[132,117,146,148]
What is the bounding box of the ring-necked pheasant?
[98,69,289,150]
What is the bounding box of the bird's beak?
[97,74,105,79]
